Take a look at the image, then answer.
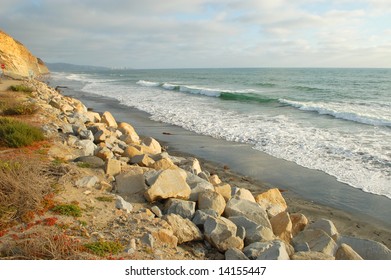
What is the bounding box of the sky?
[1,0,390,68]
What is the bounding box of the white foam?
[136,80,161,87]
[280,99,391,127]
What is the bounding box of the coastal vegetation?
[0,117,44,148]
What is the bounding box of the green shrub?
[0,117,45,148]
[51,204,82,217]
[8,85,33,93]
[84,241,124,256]
[95,196,114,202]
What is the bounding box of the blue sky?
[1,0,390,68]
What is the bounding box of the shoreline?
[54,82,391,249]
[59,86,391,219]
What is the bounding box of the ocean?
[50,68,391,201]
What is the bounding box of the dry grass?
[0,159,55,229]
[0,228,91,260]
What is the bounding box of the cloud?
[0,0,390,68]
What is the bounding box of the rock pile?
[27,80,391,260]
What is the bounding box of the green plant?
[95,196,114,202]
[51,204,82,217]
[84,241,124,256]
[0,117,45,148]
[76,162,91,168]
[8,85,33,93]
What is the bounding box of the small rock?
[307,218,338,238]
[270,211,293,243]
[104,158,122,176]
[214,183,232,202]
[256,240,290,260]
[115,196,133,213]
[209,174,222,185]
[165,198,196,220]
[151,205,163,217]
[75,176,99,188]
[335,243,363,260]
[290,213,308,236]
[101,111,118,129]
[163,214,203,244]
[225,248,249,260]
[198,190,226,216]
[255,188,288,218]
[141,233,154,248]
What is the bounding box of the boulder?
[214,183,232,202]
[130,154,155,167]
[225,248,249,260]
[75,176,99,188]
[115,167,147,196]
[224,197,272,230]
[141,137,162,154]
[85,111,101,123]
[234,188,256,202]
[163,214,203,244]
[123,146,144,158]
[79,129,94,141]
[290,213,308,236]
[192,209,218,229]
[291,251,335,260]
[243,241,275,260]
[95,146,114,161]
[75,139,97,156]
[179,157,202,175]
[115,196,133,213]
[256,240,290,260]
[270,211,292,243]
[335,244,363,260]
[198,191,226,216]
[73,156,105,168]
[307,218,338,238]
[209,174,222,185]
[101,111,118,129]
[164,198,196,220]
[186,172,215,201]
[336,236,391,260]
[104,158,122,176]
[93,128,111,143]
[118,122,140,143]
[292,229,338,256]
[151,158,176,170]
[152,228,178,248]
[228,215,274,246]
[144,169,191,202]
[255,188,288,218]
[204,216,244,253]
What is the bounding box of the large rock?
[73,156,105,168]
[292,229,338,256]
[209,174,221,185]
[243,241,275,260]
[144,169,191,202]
[75,176,99,188]
[255,188,288,218]
[179,157,202,175]
[256,240,290,260]
[198,191,226,216]
[336,236,391,260]
[192,209,218,229]
[214,183,232,202]
[225,248,249,260]
[85,111,101,123]
[228,216,274,246]
[104,158,122,176]
[115,167,147,196]
[75,139,97,156]
[224,197,272,230]
[307,218,338,238]
[234,188,256,202]
[152,228,178,248]
[204,216,244,252]
[163,214,203,244]
[130,154,155,167]
[335,244,363,260]
[123,146,144,158]
[291,251,335,260]
[101,111,118,129]
[141,137,162,154]
[290,213,308,236]
[186,172,215,201]
[270,211,292,243]
[118,122,140,143]
[164,198,196,220]
[151,158,176,170]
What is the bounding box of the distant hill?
[0,29,50,79]
[47,63,110,72]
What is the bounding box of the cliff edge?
[0,29,49,79]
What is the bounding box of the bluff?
[0,29,49,79]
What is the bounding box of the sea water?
[50,68,391,200]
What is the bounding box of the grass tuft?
[84,241,124,256]
[95,196,114,202]
[51,204,82,217]
[8,85,33,93]
[0,117,45,148]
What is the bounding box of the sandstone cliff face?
[0,30,49,79]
